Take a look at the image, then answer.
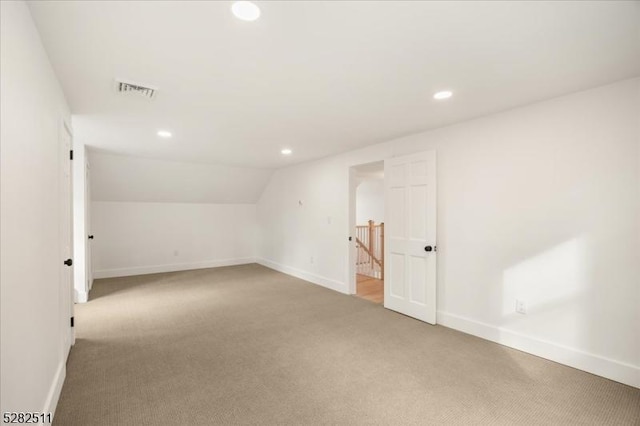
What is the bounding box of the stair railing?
[355,220,384,279]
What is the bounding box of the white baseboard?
[437,311,640,389]
[93,258,638,388]
[257,258,349,294]
[93,257,255,279]
[42,360,65,422]
[74,289,88,303]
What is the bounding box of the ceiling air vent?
[115,79,157,100]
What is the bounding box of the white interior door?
[60,122,75,352]
[85,160,93,290]
[384,151,437,324]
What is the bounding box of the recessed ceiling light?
[433,90,453,100]
[232,1,261,21]
[281,148,292,155]
[157,130,172,138]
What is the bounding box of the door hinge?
[70,316,74,327]
[70,150,73,160]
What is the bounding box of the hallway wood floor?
[355,274,383,304]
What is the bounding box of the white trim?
[347,165,357,295]
[42,361,65,422]
[257,258,349,294]
[74,289,88,303]
[93,257,255,279]
[437,311,640,389]
[63,119,73,137]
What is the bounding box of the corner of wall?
[256,258,349,295]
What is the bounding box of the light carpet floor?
[54,264,640,425]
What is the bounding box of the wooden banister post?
[368,220,374,267]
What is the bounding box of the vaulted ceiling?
[29,1,640,169]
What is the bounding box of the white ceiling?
[29,1,640,169]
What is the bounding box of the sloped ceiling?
[90,151,273,203]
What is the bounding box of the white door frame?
[346,159,387,295]
[85,159,93,291]
[347,166,358,294]
[60,119,75,351]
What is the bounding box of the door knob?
[64,259,73,266]
[424,246,433,252]
[88,235,94,239]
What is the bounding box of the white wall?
[87,153,265,279]
[1,0,71,415]
[92,202,256,278]
[257,78,640,387]
[356,179,384,225]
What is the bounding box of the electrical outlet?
[173,250,179,257]
[310,256,314,264]
[515,299,527,314]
